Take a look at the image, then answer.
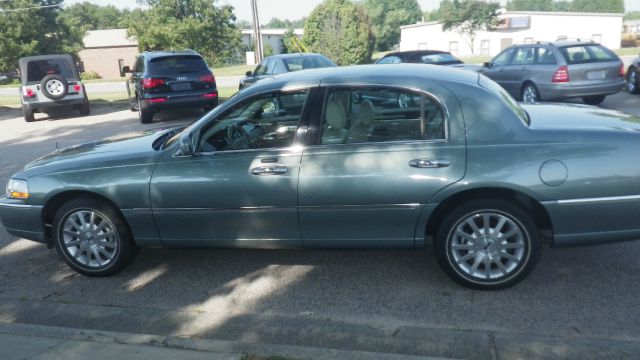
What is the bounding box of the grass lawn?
[214,64,254,77]
[616,47,640,56]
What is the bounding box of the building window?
[480,40,490,55]
[592,34,602,43]
[418,42,428,50]
[523,37,534,44]
[449,41,458,56]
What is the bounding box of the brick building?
[79,29,139,79]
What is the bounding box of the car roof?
[382,50,452,58]
[243,63,479,94]
[18,54,74,67]
[141,49,201,60]
[263,53,329,60]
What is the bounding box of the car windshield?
[420,53,461,64]
[284,56,336,72]
[560,44,617,64]
[26,59,76,82]
[478,75,530,125]
[149,56,209,75]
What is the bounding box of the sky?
[65,0,640,22]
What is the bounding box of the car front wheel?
[434,199,541,290]
[53,198,137,277]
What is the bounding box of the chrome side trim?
[557,195,640,205]
[149,203,422,212]
[0,201,35,209]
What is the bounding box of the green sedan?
[2,64,640,289]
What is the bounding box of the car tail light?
[146,97,167,103]
[73,84,81,92]
[142,78,165,88]
[200,74,215,84]
[620,63,625,77]
[203,92,218,98]
[552,65,569,83]
[24,88,35,98]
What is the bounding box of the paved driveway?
[1,92,640,359]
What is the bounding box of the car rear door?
[297,85,466,247]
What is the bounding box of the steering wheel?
[226,124,250,149]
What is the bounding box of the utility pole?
[250,0,263,64]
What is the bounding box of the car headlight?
[6,179,29,199]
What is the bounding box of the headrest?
[325,100,347,129]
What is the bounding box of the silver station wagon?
[1,65,640,289]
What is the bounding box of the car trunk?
[560,44,622,86]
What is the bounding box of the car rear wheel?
[138,98,153,124]
[521,83,539,104]
[23,105,35,122]
[79,94,90,116]
[434,199,541,290]
[53,198,137,277]
[627,67,640,94]
[582,95,605,105]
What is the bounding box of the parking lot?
[1,91,640,359]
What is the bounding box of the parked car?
[239,53,336,90]
[3,64,640,289]
[0,72,18,84]
[625,55,640,94]
[375,50,481,71]
[18,54,90,122]
[480,40,624,105]
[122,50,218,124]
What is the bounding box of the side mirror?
[245,71,253,77]
[122,66,131,74]
[176,132,194,156]
[483,62,492,68]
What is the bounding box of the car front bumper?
[0,197,45,243]
[538,79,625,100]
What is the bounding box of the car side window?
[265,60,277,75]
[491,49,514,67]
[254,60,268,76]
[133,57,144,73]
[198,90,308,152]
[536,48,557,64]
[272,60,287,74]
[377,56,401,64]
[511,47,535,65]
[320,87,445,145]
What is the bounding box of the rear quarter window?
[560,45,618,64]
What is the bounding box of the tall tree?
[364,0,422,51]
[128,0,243,66]
[552,1,571,11]
[303,0,374,65]
[424,0,454,21]
[263,17,306,29]
[507,0,553,11]
[441,0,499,54]
[58,2,130,32]
[0,0,83,72]
[570,0,624,13]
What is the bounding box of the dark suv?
[123,50,218,123]
[480,40,624,105]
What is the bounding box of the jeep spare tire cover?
[40,74,68,100]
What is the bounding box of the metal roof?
[83,29,137,48]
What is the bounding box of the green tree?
[507,0,553,11]
[570,0,624,13]
[552,1,571,11]
[441,0,499,54]
[264,17,306,29]
[280,28,301,54]
[0,0,83,72]
[625,11,640,20]
[128,0,243,66]
[363,0,422,51]
[59,2,130,32]
[303,0,374,65]
[424,0,454,21]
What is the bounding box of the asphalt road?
[1,91,640,359]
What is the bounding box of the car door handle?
[409,159,450,168]
[250,165,288,176]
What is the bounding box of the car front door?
[481,48,515,95]
[298,85,466,247]
[150,88,314,247]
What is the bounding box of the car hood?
[523,103,640,133]
[23,128,174,173]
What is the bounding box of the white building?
[400,11,623,57]
[241,28,304,56]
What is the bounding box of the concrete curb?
[0,322,454,360]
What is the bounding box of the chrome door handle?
[250,165,288,175]
[409,159,450,168]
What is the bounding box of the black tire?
[40,74,68,100]
[138,98,153,124]
[23,105,35,122]
[52,198,137,277]
[627,67,640,94]
[582,95,606,105]
[521,82,540,103]
[434,199,541,290]
[79,94,90,116]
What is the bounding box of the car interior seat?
[345,100,375,143]
[321,99,348,144]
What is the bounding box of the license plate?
[171,82,191,91]
[587,70,606,80]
